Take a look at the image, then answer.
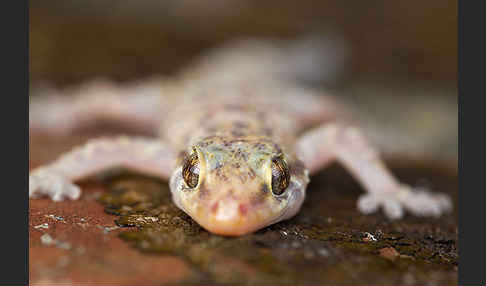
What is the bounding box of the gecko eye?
[271,157,290,196]
[182,152,200,188]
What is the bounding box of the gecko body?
[29,37,452,236]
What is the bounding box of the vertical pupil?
[183,152,200,188]
[271,158,289,195]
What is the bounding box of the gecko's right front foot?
[29,168,81,201]
[357,185,453,220]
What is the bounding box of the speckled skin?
[165,87,310,234]
[29,37,453,236]
[154,81,316,235]
[153,78,346,234]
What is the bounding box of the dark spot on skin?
[236,149,244,158]
[234,149,242,158]
[254,138,282,153]
[215,168,229,182]
[221,174,229,182]
[231,129,246,137]
[239,174,248,184]
[262,127,273,136]
[260,184,269,194]
[233,121,249,129]
[250,188,267,206]
[200,135,223,143]
[253,142,266,150]
[226,189,235,198]
[234,148,248,161]
[248,169,256,180]
[214,161,223,169]
[198,184,210,199]
[197,139,215,148]
[272,143,283,154]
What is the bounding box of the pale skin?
[29,38,452,236]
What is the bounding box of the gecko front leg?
[29,136,176,201]
[295,123,452,219]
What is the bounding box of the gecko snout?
[209,198,249,221]
[193,194,267,236]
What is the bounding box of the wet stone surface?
[97,163,458,286]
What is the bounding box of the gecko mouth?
[187,196,283,236]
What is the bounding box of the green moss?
[98,164,458,286]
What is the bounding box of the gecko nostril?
[210,202,219,214]
[238,203,248,215]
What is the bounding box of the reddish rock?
[30,134,190,286]
[379,247,400,261]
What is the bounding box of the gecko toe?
[382,199,404,220]
[66,184,82,200]
[437,193,453,212]
[401,187,453,218]
[29,177,40,198]
[29,168,82,201]
[357,185,452,219]
[357,194,380,214]
[358,193,405,219]
[52,192,65,202]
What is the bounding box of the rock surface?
[30,133,457,286]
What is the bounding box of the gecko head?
[169,135,309,236]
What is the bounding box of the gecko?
[29,37,452,236]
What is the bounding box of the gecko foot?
[357,185,453,220]
[29,168,81,201]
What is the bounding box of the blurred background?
[30,0,457,86]
[29,0,457,165]
[30,0,457,85]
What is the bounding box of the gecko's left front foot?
[357,185,453,219]
[29,168,81,202]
